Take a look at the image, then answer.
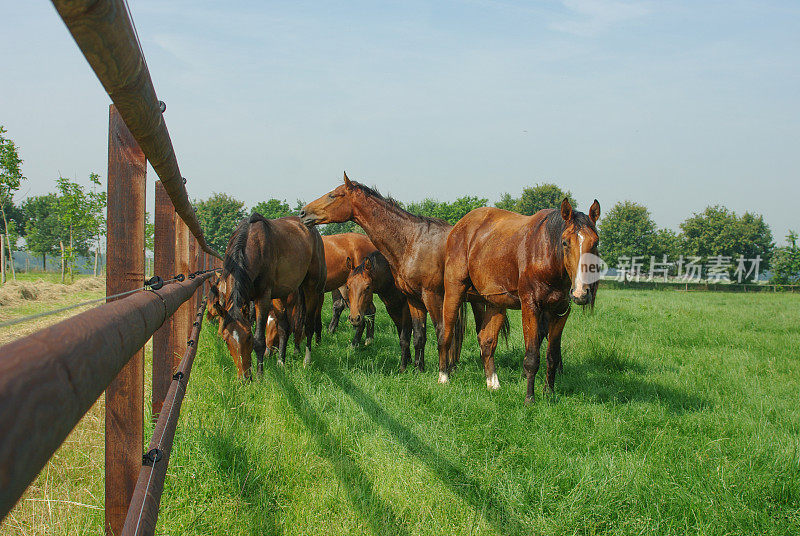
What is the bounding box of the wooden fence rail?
[122,297,208,536]
[0,272,213,520]
[50,0,221,260]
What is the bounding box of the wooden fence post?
[104,104,146,536]
[173,219,190,365]
[152,181,177,419]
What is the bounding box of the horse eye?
[328,193,337,199]
[562,240,569,247]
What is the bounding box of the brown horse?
[439,198,601,402]
[215,214,326,378]
[264,293,305,362]
[345,251,413,368]
[322,233,377,338]
[301,172,478,380]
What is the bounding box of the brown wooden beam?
[152,181,176,419]
[105,104,147,536]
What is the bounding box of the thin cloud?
[551,0,652,36]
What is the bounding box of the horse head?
[559,198,601,306]
[300,172,357,225]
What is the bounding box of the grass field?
[3,287,799,535]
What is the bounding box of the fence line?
[0,272,213,520]
[50,0,221,260]
[600,279,800,293]
[123,297,208,536]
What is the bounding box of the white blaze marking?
[438,371,449,384]
[486,373,500,390]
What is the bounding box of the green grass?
[151,289,800,535]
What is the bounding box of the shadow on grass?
[202,428,284,536]
[267,364,413,536]
[321,364,528,536]
[560,347,709,413]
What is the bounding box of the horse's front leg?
[521,297,543,404]
[364,301,376,345]
[328,288,346,334]
[546,309,569,393]
[253,295,270,376]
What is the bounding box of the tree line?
[1,124,797,284]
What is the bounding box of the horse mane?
[223,213,269,322]
[349,180,449,227]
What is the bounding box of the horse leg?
[521,298,543,404]
[276,306,290,367]
[364,301,376,345]
[545,311,569,395]
[436,279,468,384]
[407,301,428,372]
[328,288,345,334]
[302,286,320,367]
[478,306,506,390]
[253,295,270,377]
[351,318,366,348]
[385,298,412,372]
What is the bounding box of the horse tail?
[499,312,510,347]
[447,302,468,368]
[225,217,256,322]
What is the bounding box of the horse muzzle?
[571,290,590,305]
[349,314,363,327]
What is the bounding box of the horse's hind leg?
[364,301,376,345]
[328,288,346,334]
[408,301,428,372]
[385,298,412,372]
[276,309,290,367]
[478,306,506,390]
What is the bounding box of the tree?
[680,205,774,278]
[495,192,517,212]
[0,125,26,279]
[771,231,800,284]
[22,194,62,269]
[598,201,659,268]
[514,183,576,216]
[54,173,107,281]
[193,193,247,253]
[406,195,487,225]
[252,198,292,220]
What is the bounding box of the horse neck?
[529,218,569,287]
[349,194,420,267]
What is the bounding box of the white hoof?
[438,371,449,384]
[486,373,500,391]
[303,348,312,367]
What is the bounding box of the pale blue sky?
[1,1,798,242]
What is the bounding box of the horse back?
[322,233,375,291]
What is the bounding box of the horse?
[264,292,305,362]
[301,172,486,381]
[215,213,326,379]
[439,198,601,402]
[344,251,413,368]
[321,233,377,341]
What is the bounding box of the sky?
[1,0,798,243]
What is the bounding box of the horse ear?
[589,199,601,223]
[560,197,573,221]
[363,256,373,272]
[343,171,352,188]
[346,256,353,271]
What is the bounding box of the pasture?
[3,287,799,535]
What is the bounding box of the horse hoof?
[276,359,285,368]
[399,365,407,373]
[525,395,534,405]
[364,338,373,346]
[438,371,449,384]
[486,373,500,391]
[303,348,312,367]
